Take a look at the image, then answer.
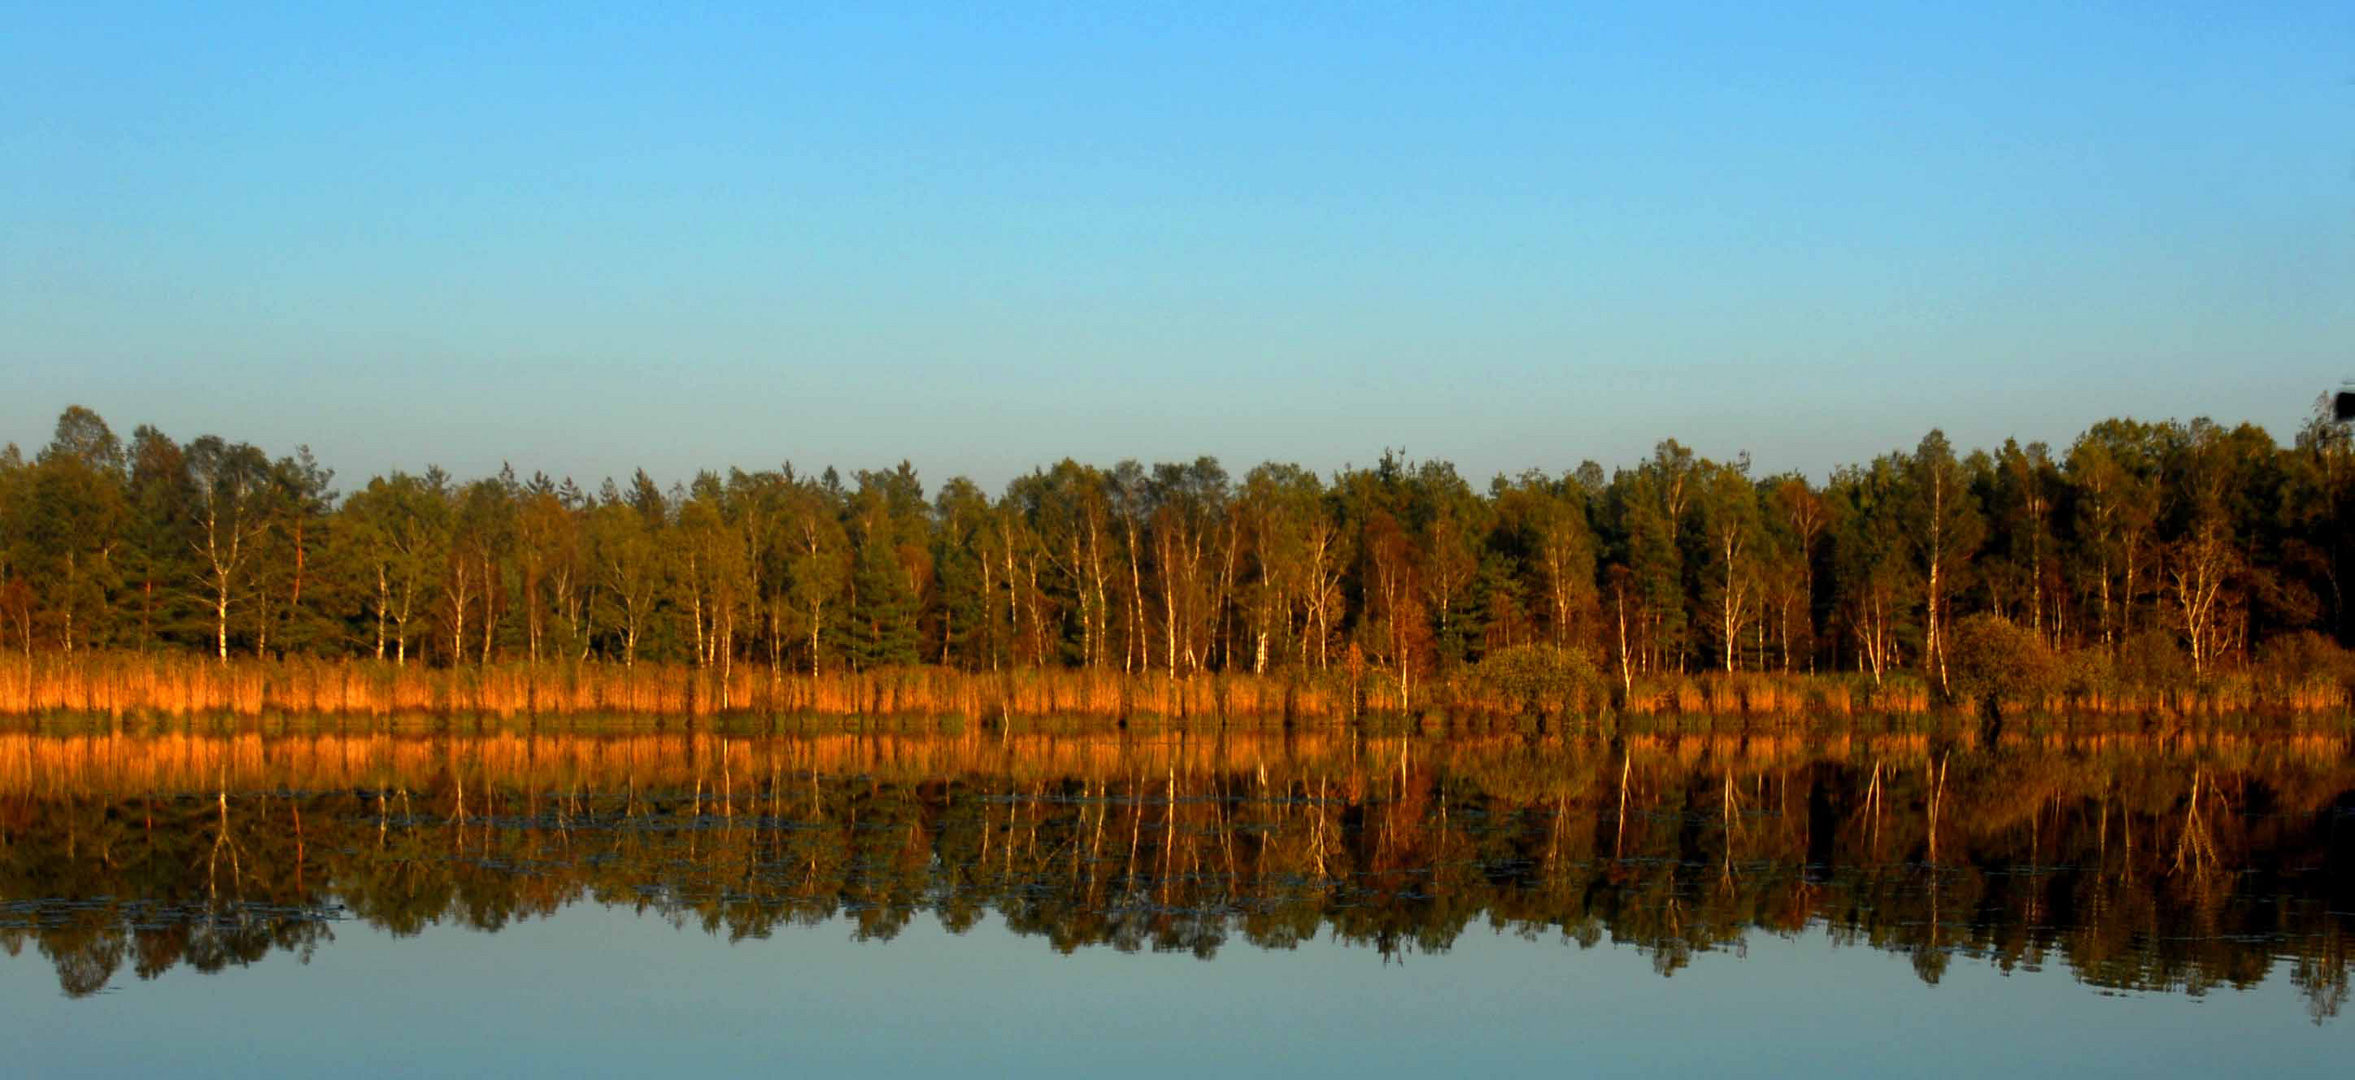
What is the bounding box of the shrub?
[2258,632,2351,683]
[1947,614,2057,710]
[2054,646,2108,701]
[2117,628,2193,691]
[1465,645,1604,715]
[2256,631,2354,708]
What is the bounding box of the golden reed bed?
[0,654,1320,720]
[0,653,2343,723]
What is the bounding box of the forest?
[1,403,2351,716]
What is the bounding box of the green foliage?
[1462,644,1606,715]
[2257,631,2345,680]
[2255,631,2355,700]
[845,496,920,670]
[2117,629,2193,691]
[1945,614,2057,708]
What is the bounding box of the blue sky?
[5,3,2349,494]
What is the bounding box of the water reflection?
[2,727,2349,1020]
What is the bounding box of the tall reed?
[0,652,2343,724]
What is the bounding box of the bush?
[1465,645,1604,715]
[1946,614,2057,710]
[2255,631,2354,709]
[2117,629,2193,690]
[2056,647,2115,702]
[2257,632,2351,683]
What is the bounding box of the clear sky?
[5,3,2350,495]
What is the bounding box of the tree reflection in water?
[1,727,2348,1021]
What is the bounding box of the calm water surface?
[2,724,2349,1075]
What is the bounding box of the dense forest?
[2,404,2350,710]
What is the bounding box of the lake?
[2,723,2348,1075]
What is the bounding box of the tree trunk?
[1615,586,1632,699]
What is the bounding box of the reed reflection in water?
[1,725,2348,1023]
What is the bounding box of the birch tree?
[784,480,849,674]
[340,472,447,665]
[1766,475,1827,672]
[1832,458,1916,686]
[588,500,660,667]
[1907,431,1982,695]
[1698,459,1759,672]
[184,436,272,662]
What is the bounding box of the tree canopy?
[2,405,2349,695]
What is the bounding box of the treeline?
[1,404,2350,706]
